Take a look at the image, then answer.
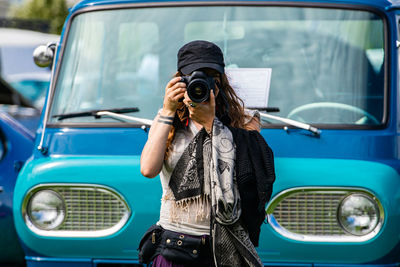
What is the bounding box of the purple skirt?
[152,254,215,267]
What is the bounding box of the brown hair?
[165,71,252,158]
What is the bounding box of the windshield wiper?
[257,111,321,136]
[52,107,153,126]
[248,107,280,113]
[96,111,153,126]
[53,107,140,121]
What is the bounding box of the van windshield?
[49,5,385,126]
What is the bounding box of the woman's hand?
[183,89,215,133]
[162,77,186,115]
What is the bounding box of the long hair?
[165,71,251,158]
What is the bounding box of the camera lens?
[183,71,214,103]
[187,80,209,103]
[193,86,203,96]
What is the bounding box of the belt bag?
[159,229,206,264]
[138,224,163,264]
[138,224,208,264]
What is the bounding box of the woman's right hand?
[163,77,186,114]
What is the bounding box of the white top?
[158,121,211,236]
[156,109,258,236]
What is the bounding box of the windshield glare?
[49,6,385,126]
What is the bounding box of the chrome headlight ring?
[26,189,66,230]
[337,193,381,236]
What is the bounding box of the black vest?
[229,127,276,247]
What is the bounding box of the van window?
[50,6,385,126]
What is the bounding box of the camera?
[181,71,216,103]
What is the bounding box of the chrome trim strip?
[265,187,385,242]
[22,183,131,238]
[37,42,59,154]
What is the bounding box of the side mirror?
[33,42,57,68]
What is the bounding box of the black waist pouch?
[138,225,210,265]
[138,224,163,264]
[159,229,207,264]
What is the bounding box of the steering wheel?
[287,102,380,125]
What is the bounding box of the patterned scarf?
[169,119,262,267]
[169,127,210,203]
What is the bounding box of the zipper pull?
[152,232,156,244]
[201,236,206,245]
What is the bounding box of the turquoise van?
[13,0,400,266]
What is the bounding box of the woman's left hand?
[183,90,215,133]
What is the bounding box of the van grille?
[56,187,128,231]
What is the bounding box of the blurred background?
[0,0,73,131]
[0,3,73,266]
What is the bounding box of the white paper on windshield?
[225,68,272,108]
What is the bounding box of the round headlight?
[27,190,66,230]
[338,194,379,236]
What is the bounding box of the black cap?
[177,40,225,75]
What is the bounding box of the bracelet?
[159,115,174,121]
[158,119,173,125]
[158,114,173,125]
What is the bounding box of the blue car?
[12,0,400,266]
[0,77,37,266]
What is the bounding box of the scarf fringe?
[169,194,210,224]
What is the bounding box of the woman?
[140,40,274,267]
